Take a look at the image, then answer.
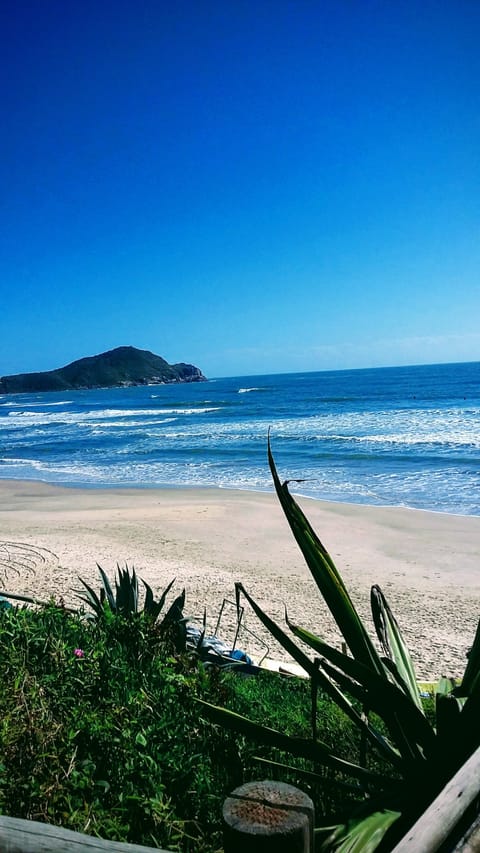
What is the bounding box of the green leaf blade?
[268,436,386,677]
[370,585,423,713]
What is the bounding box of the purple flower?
[74,648,85,658]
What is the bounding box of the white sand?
[0,479,479,679]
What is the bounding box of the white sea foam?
[0,400,73,407]
[310,432,480,448]
[4,407,220,428]
[80,417,178,429]
[238,387,260,393]
[0,457,50,470]
[0,457,109,479]
[155,407,220,415]
[0,456,264,488]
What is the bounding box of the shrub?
[0,602,233,851]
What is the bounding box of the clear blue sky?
[1,1,479,378]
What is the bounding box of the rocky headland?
[0,346,207,393]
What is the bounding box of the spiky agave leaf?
[235,582,316,676]
[114,564,139,616]
[318,658,431,767]
[379,657,419,704]
[267,440,438,763]
[160,589,186,626]
[130,565,140,613]
[286,618,435,765]
[142,576,176,621]
[76,576,104,617]
[253,755,365,795]
[452,675,480,767]
[115,564,126,612]
[235,583,403,768]
[286,618,401,767]
[268,435,385,677]
[130,565,139,612]
[370,585,423,713]
[319,809,401,853]
[142,578,155,615]
[96,563,116,612]
[197,699,401,790]
[456,617,480,697]
[158,590,187,651]
[436,692,463,751]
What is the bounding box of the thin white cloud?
[209,333,480,375]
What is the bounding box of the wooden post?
[223,780,314,853]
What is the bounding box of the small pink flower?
[74,648,85,658]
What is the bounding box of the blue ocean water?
[0,361,479,515]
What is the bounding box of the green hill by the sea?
[0,346,207,394]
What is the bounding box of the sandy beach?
[0,479,479,680]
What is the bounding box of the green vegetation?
[200,438,480,851]
[2,441,477,850]
[0,602,233,851]
[0,596,381,850]
[0,346,206,394]
[219,666,379,826]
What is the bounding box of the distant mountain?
[0,346,207,394]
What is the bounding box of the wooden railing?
[3,748,480,853]
[392,744,480,853]
[0,816,169,852]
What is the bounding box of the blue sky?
[1,1,479,379]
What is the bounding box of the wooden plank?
[391,745,480,853]
[454,813,480,852]
[0,816,169,853]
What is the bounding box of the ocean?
[0,361,479,516]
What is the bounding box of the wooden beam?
[0,816,170,852]
[391,745,480,853]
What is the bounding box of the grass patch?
[0,603,236,851]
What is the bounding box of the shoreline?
[1,478,479,679]
[1,476,478,521]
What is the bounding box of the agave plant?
[199,437,480,851]
[77,564,186,641]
